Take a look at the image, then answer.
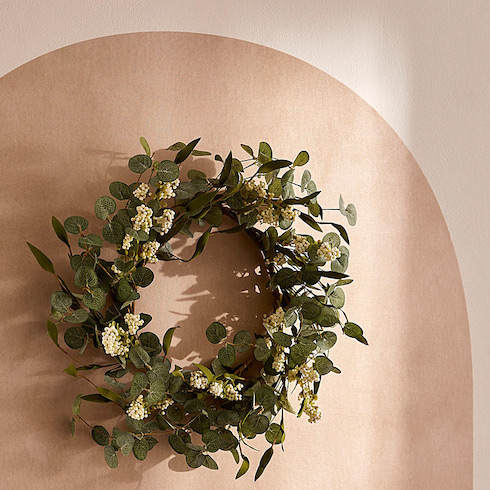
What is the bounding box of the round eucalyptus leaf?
[265,423,285,444]
[202,430,222,453]
[139,332,162,356]
[50,291,72,313]
[104,446,118,468]
[78,233,103,249]
[64,309,89,324]
[329,287,345,308]
[168,433,187,454]
[254,338,271,362]
[74,266,98,288]
[64,326,86,349]
[91,425,110,446]
[314,356,334,375]
[95,196,116,220]
[109,181,131,200]
[64,216,88,235]
[316,331,337,352]
[129,154,152,174]
[133,437,149,460]
[102,221,125,243]
[82,288,106,311]
[233,330,252,352]
[132,267,154,287]
[206,322,226,344]
[218,344,236,367]
[156,160,179,182]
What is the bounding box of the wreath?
[27,137,367,480]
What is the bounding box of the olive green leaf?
[265,423,285,444]
[299,212,322,232]
[51,216,69,246]
[156,160,179,182]
[233,330,252,352]
[236,455,250,479]
[50,291,72,313]
[175,138,200,164]
[26,242,55,274]
[293,150,309,167]
[140,136,151,156]
[254,447,274,481]
[344,322,368,345]
[72,393,83,416]
[47,320,58,346]
[163,326,179,355]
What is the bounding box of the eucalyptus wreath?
[27,137,367,480]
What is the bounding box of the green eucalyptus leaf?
[130,372,148,397]
[163,326,179,355]
[133,437,149,460]
[82,288,106,311]
[175,138,200,164]
[95,196,116,220]
[293,150,309,167]
[47,320,59,346]
[314,356,334,375]
[156,160,179,182]
[132,267,154,287]
[64,216,88,234]
[265,423,285,444]
[140,136,151,156]
[344,322,368,345]
[109,181,131,200]
[129,154,152,174]
[50,291,72,312]
[218,344,236,367]
[92,425,110,446]
[233,330,252,352]
[104,445,118,468]
[116,432,135,456]
[65,309,89,324]
[255,447,274,481]
[206,322,226,344]
[236,456,250,479]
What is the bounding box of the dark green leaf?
[175,138,201,164]
[265,423,285,444]
[129,154,152,174]
[299,213,322,232]
[95,196,116,220]
[64,216,88,234]
[133,437,149,460]
[233,330,252,352]
[132,267,154,287]
[50,291,72,313]
[218,344,236,367]
[97,387,123,402]
[52,216,69,246]
[64,364,78,377]
[47,320,58,346]
[258,159,291,174]
[26,242,55,274]
[116,432,135,456]
[92,425,110,446]
[64,309,89,323]
[81,394,111,403]
[314,356,334,375]
[206,322,226,344]
[156,160,179,182]
[109,181,131,200]
[130,372,148,397]
[64,327,86,349]
[104,445,118,468]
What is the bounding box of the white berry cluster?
[209,380,244,401]
[292,234,310,254]
[131,204,153,233]
[153,396,174,413]
[124,312,144,335]
[189,370,209,390]
[265,252,288,266]
[280,205,299,222]
[263,307,285,334]
[258,203,279,226]
[111,264,123,276]
[156,179,180,200]
[301,388,322,423]
[317,241,341,262]
[126,395,149,420]
[101,321,131,357]
[243,178,267,198]
[140,240,159,263]
[122,233,133,251]
[133,182,150,201]
[272,351,286,372]
[154,209,175,235]
[287,361,320,385]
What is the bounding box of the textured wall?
[0,33,472,489]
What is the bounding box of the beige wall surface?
[0,32,472,489]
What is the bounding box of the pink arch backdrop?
[0,32,472,489]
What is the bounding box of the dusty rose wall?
[0,33,472,489]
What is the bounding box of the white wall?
[1,1,488,486]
